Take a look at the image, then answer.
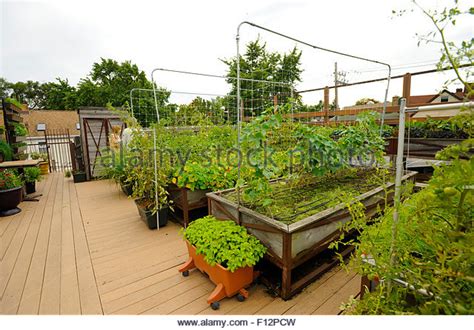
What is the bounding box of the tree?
[8,80,45,109]
[355,98,380,105]
[222,39,303,117]
[41,78,77,110]
[0,78,11,99]
[76,58,169,126]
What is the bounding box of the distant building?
[340,86,472,123]
[21,110,80,169]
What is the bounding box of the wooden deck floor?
[1,173,360,315]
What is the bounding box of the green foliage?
[76,58,170,122]
[339,109,474,314]
[5,97,23,109]
[239,109,386,208]
[222,39,302,118]
[172,162,237,191]
[182,216,267,272]
[127,130,170,213]
[64,170,72,178]
[30,152,48,161]
[42,78,78,110]
[407,1,473,95]
[355,98,380,105]
[0,169,22,190]
[12,122,28,136]
[23,167,42,183]
[406,117,469,139]
[0,140,13,161]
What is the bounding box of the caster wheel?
[182,270,189,277]
[211,302,220,310]
[236,294,245,302]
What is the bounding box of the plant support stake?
[388,97,406,289]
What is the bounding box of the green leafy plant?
[127,130,170,213]
[23,167,42,183]
[0,140,14,161]
[30,152,48,161]
[0,169,22,190]
[5,97,23,109]
[12,122,28,137]
[182,216,267,272]
[64,170,72,178]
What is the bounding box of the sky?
[0,0,472,107]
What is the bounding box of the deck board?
[1,173,359,315]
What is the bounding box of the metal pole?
[153,128,159,231]
[379,67,391,135]
[334,62,338,110]
[150,69,161,123]
[236,23,242,207]
[235,21,392,136]
[388,97,406,287]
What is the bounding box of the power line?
[296,63,473,94]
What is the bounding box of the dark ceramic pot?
[0,186,23,216]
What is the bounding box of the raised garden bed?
[167,184,210,227]
[207,168,417,299]
[385,137,467,159]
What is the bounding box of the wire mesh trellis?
[129,68,295,129]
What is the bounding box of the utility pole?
[333,62,348,111]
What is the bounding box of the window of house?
[440,95,449,102]
[37,123,46,131]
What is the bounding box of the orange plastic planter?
[178,241,255,309]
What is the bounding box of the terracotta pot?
[178,241,254,309]
[0,186,23,216]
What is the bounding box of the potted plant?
[126,129,171,229]
[23,167,42,194]
[31,152,49,175]
[179,215,267,310]
[72,170,87,183]
[0,169,23,216]
[131,165,170,229]
[0,140,13,163]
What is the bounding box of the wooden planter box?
[207,171,417,300]
[385,137,466,159]
[178,241,255,310]
[167,184,210,227]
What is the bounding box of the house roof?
[22,110,80,137]
[426,89,464,103]
[407,94,437,105]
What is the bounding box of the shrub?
[23,167,42,183]
[0,141,13,161]
[182,216,267,272]
[0,169,22,190]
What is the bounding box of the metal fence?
[26,133,77,172]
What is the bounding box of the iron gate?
[44,129,73,172]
